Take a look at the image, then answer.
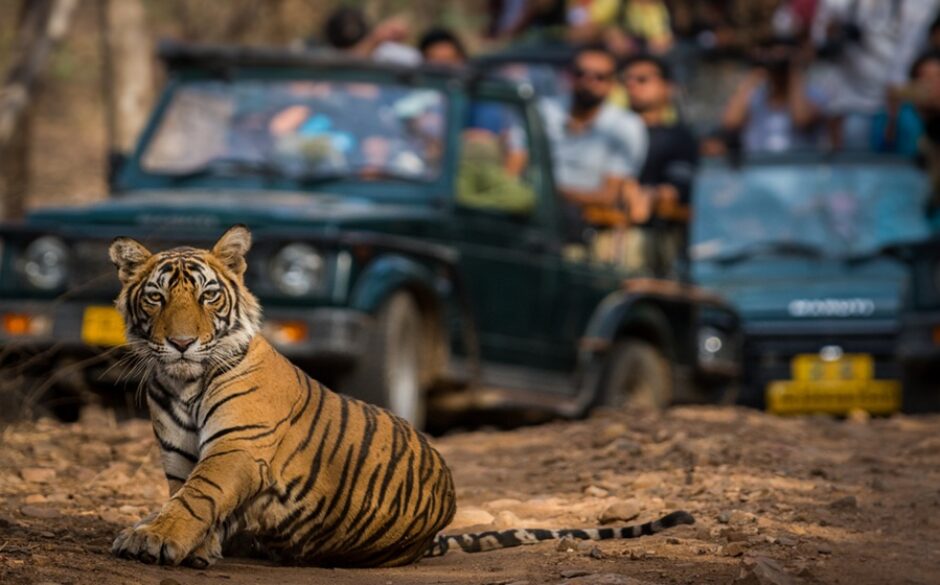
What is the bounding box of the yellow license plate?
[791,353,873,381]
[81,306,127,347]
[767,380,901,415]
[767,352,901,415]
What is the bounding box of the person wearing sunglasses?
[541,44,648,263]
[622,54,698,279]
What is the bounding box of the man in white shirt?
[812,0,940,146]
[541,46,647,218]
[540,45,647,265]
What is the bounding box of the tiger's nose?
[167,337,197,353]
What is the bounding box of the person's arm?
[559,175,624,207]
[787,68,822,129]
[655,129,699,223]
[722,70,764,132]
[502,122,529,176]
[892,81,940,110]
[353,15,409,58]
[623,179,655,225]
[622,113,648,179]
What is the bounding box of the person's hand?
[623,182,654,224]
[700,137,728,157]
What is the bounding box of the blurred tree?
[0,0,79,220]
[169,0,296,44]
[98,0,152,180]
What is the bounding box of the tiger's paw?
[182,550,217,569]
[111,522,191,565]
[182,532,223,568]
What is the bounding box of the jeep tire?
[344,292,426,428]
[600,338,673,410]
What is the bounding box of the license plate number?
[766,353,901,415]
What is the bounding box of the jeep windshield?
[691,154,931,263]
[138,79,447,187]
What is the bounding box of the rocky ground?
[1,406,939,585]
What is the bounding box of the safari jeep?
[0,43,740,427]
[691,152,932,415]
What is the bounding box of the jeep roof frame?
[157,40,527,99]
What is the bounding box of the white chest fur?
[147,376,202,483]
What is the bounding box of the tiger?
[107,225,695,568]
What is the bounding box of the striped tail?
[424,510,695,557]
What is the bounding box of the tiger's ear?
[212,225,251,277]
[109,237,152,285]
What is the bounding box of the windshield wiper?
[843,244,907,265]
[706,240,826,265]
[161,158,287,181]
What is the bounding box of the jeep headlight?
[23,236,68,290]
[270,243,325,297]
[698,326,727,365]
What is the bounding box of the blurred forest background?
[0,0,484,215]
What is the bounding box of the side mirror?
[107,151,128,192]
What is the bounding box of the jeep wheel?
[344,292,426,428]
[600,339,672,410]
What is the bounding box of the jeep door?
[450,91,566,373]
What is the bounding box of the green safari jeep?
[0,43,741,428]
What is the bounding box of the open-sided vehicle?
[692,152,932,415]
[0,43,740,427]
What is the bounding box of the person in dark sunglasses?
[541,45,648,263]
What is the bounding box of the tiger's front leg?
[112,449,265,565]
[180,526,224,568]
[179,515,241,568]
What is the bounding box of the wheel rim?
[613,345,669,411]
[388,307,422,425]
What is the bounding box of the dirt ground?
[1,406,938,585]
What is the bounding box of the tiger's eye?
[145,292,163,304]
[202,290,222,304]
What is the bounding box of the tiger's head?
[108,225,262,382]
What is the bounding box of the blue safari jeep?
[0,43,741,427]
[691,152,932,414]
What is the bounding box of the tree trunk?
[98,0,152,177]
[0,0,80,220]
[0,109,31,222]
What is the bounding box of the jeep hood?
[694,257,906,322]
[26,190,444,233]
